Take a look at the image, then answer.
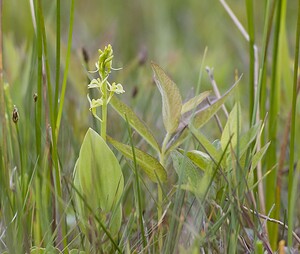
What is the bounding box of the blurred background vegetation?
[3,0,297,120]
[2,0,299,196]
[2,0,299,192]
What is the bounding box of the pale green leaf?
[73,128,124,236]
[181,91,211,115]
[110,96,160,153]
[180,149,212,171]
[220,103,241,152]
[107,136,167,183]
[151,62,182,134]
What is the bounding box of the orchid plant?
[73,45,125,252]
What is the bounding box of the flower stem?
[101,80,108,141]
[157,132,171,251]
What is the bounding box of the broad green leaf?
[107,136,167,183]
[151,62,182,134]
[192,78,240,128]
[73,128,124,236]
[220,103,241,152]
[180,149,212,171]
[110,96,160,153]
[181,91,211,115]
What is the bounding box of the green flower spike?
[87,44,124,123]
[98,44,113,78]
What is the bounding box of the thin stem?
[54,0,61,118]
[266,0,282,248]
[245,0,255,124]
[101,82,108,141]
[35,0,42,163]
[56,0,75,140]
[161,132,171,156]
[15,123,24,190]
[0,0,8,179]
[288,0,300,246]
[157,183,163,250]
[157,132,171,251]
[34,0,43,245]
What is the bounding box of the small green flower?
[109,82,125,94]
[87,94,103,122]
[87,78,101,89]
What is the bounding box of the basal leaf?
[151,62,182,134]
[220,103,241,152]
[107,136,167,183]
[181,91,211,115]
[73,128,124,236]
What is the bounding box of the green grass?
[0,1,300,253]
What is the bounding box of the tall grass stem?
[287,0,300,246]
